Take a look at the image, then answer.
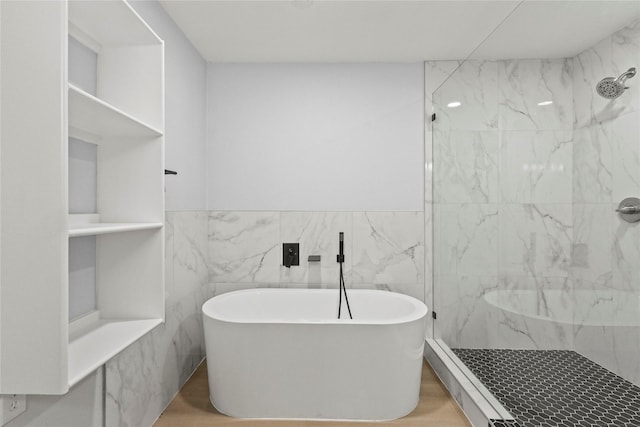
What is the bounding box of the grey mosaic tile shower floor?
[453,349,640,427]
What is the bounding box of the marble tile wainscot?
[106,212,209,427]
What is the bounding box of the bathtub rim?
[202,288,428,326]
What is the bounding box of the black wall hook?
[164,169,177,175]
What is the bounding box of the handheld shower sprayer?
[596,67,636,99]
[337,232,352,319]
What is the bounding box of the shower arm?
[617,67,636,86]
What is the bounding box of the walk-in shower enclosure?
[428,1,640,425]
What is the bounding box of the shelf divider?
[68,214,162,237]
[68,84,163,139]
[69,222,163,237]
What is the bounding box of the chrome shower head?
[596,67,636,99]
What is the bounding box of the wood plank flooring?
[154,360,471,427]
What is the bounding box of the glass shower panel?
[431,4,640,417]
[432,60,499,349]
[570,16,640,386]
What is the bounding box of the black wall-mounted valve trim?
[282,243,299,268]
[164,169,178,175]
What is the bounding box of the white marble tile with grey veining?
[433,130,499,203]
[611,18,640,117]
[498,204,572,277]
[613,203,640,292]
[490,276,574,350]
[572,124,613,203]
[106,328,163,427]
[499,275,572,293]
[498,59,573,131]
[346,282,425,304]
[609,112,640,203]
[212,282,261,296]
[574,112,640,204]
[170,211,209,306]
[150,300,188,409]
[493,300,573,350]
[572,17,640,127]
[574,311,640,388]
[351,211,424,286]
[418,274,435,339]
[106,285,208,427]
[425,60,463,102]
[499,130,572,203]
[279,211,352,286]
[212,282,298,297]
[572,288,639,333]
[425,130,433,203]
[434,204,498,277]
[434,275,498,349]
[425,60,463,131]
[208,211,280,283]
[165,213,175,302]
[165,287,207,388]
[433,60,498,131]
[572,203,613,282]
[573,37,614,127]
[424,206,433,333]
[386,283,425,304]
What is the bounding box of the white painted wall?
[130,0,207,211]
[5,369,102,427]
[68,138,96,214]
[68,36,96,96]
[68,236,96,321]
[206,63,424,211]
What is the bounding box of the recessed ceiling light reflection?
[537,100,553,106]
[447,101,461,108]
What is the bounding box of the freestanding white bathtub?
[202,288,428,421]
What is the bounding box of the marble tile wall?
[104,203,425,426]
[105,211,209,427]
[431,57,574,352]
[571,18,640,387]
[208,211,425,303]
[430,18,640,387]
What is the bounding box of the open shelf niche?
[0,0,165,394]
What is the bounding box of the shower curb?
[423,339,515,427]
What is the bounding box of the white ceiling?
[160,0,640,62]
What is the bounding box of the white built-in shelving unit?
[0,0,165,394]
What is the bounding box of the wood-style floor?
[154,360,471,427]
